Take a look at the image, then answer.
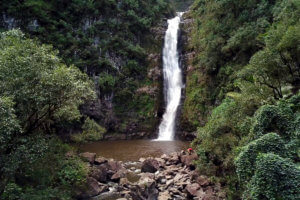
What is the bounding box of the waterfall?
[156,12,184,141]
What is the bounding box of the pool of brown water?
[78,140,190,161]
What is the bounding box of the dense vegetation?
[0,0,173,135]
[0,30,93,199]
[1,0,299,199]
[0,0,174,199]
[185,0,300,199]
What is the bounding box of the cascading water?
[156,12,184,141]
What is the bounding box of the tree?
[0,30,94,198]
[0,29,95,134]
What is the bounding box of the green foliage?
[234,95,300,199]
[194,97,253,178]
[182,70,209,130]
[251,103,295,140]
[71,117,106,143]
[0,30,95,133]
[98,73,117,94]
[235,133,287,182]
[0,97,20,153]
[245,153,300,200]
[0,0,171,74]
[0,30,93,199]
[189,1,300,197]
[0,0,173,134]
[237,0,300,100]
[1,136,88,200]
[185,0,300,131]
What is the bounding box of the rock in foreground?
[77,151,225,200]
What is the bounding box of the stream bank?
[76,151,225,200]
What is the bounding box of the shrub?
[251,104,294,140]
[235,133,287,182]
[71,117,106,143]
[245,153,300,200]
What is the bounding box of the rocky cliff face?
[81,23,167,139]
[177,12,198,140]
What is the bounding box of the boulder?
[160,179,166,184]
[174,173,185,182]
[90,165,107,183]
[140,172,155,179]
[80,152,96,164]
[169,188,181,196]
[131,181,158,200]
[94,157,107,165]
[166,179,174,188]
[111,168,127,181]
[161,154,168,160]
[197,175,211,187]
[185,183,200,197]
[141,158,160,173]
[138,173,155,187]
[158,191,171,200]
[107,160,124,173]
[119,178,129,186]
[180,153,198,169]
[155,158,166,166]
[78,177,107,198]
[168,152,180,165]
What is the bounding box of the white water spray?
[156,13,183,141]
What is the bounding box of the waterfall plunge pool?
[78,14,188,161]
[78,140,189,161]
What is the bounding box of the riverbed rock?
[180,153,198,169]
[111,168,127,181]
[158,191,172,200]
[107,160,124,173]
[141,158,160,173]
[119,178,129,186]
[131,180,159,200]
[168,152,180,165]
[197,175,211,186]
[80,152,96,164]
[94,157,107,165]
[90,166,107,183]
[79,150,224,200]
[186,183,200,197]
[79,177,108,198]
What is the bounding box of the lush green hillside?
[183,0,300,198]
[0,0,173,137]
[1,0,299,199]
